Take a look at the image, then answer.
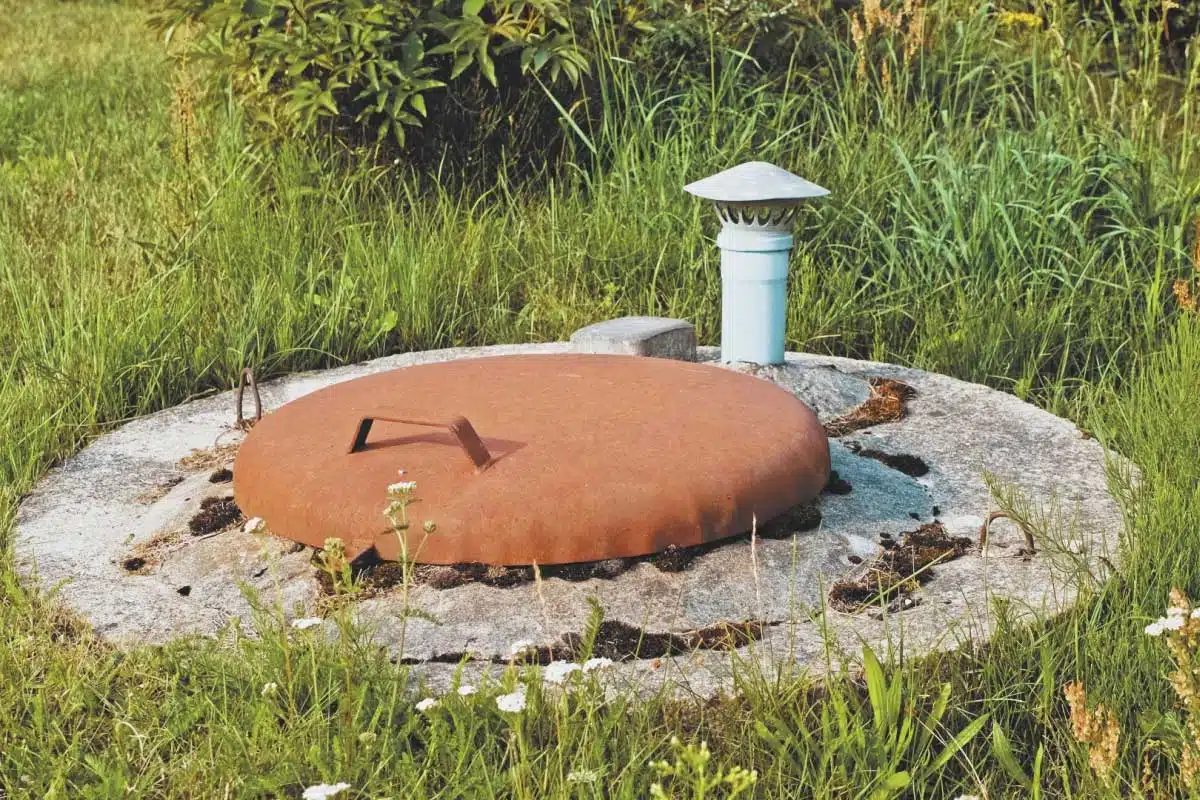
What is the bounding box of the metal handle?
[347,414,493,471]
[235,367,263,430]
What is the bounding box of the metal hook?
[235,367,263,430]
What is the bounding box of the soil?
[824,470,853,495]
[188,496,242,535]
[208,468,233,483]
[828,522,973,613]
[177,443,240,472]
[397,618,767,665]
[322,503,824,596]
[844,443,929,477]
[824,377,916,437]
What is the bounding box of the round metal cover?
[233,354,830,566]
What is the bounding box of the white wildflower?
[1168,606,1188,619]
[1163,614,1186,631]
[301,783,351,800]
[1146,620,1166,637]
[387,481,417,495]
[456,684,477,696]
[951,795,982,800]
[544,661,582,684]
[495,689,527,713]
[243,517,265,533]
[261,682,278,697]
[415,697,439,712]
[291,617,323,630]
[583,657,614,672]
[1190,608,1200,619]
[567,768,602,783]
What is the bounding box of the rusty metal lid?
[233,354,830,566]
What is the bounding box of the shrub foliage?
[152,0,817,155]
[154,0,594,145]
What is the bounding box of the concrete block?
[569,316,697,361]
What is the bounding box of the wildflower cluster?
[292,654,611,800]
[410,654,616,720]
[848,0,928,86]
[1063,681,1121,782]
[383,478,417,532]
[996,10,1042,28]
[495,688,527,714]
[543,657,615,684]
[1146,588,1200,787]
[301,783,350,800]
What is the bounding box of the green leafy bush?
[154,0,590,146]
[152,0,823,161]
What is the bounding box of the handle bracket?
[348,415,493,472]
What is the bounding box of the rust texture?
[234,354,831,566]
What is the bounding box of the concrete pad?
[12,342,1126,698]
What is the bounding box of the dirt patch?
[121,525,187,571]
[824,377,916,437]
[844,442,929,477]
[134,475,184,505]
[208,468,233,483]
[824,470,853,495]
[651,544,696,573]
[317,503,823,596]
[829,522,972,613]
[177,443,240,472]
[188,496,242,535]
[562,619,764,661]
[397,619,767,666]
[651,504,823,573]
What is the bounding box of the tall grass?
[1,0,1199,795]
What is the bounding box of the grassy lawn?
[1,0,1199,796]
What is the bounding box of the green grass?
[1,0,1199,795]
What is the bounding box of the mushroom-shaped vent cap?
[683,161,829,203]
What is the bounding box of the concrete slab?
[12,342,1126,698]
[569,317,697,360]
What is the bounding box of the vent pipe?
[684,162,828,365]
